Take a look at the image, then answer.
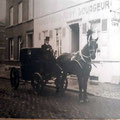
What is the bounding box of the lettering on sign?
[78,0,110,16]
[64,0,110,20]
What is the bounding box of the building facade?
[6,0,34,62]
[5,0,120,84]
[0,0,6,62]
[33,0,120,84]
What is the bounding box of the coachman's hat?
[45,36,50,41]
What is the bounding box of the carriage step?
[67,75,77,80]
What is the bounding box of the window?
[9,38,14,60]
[102,19,107,31]
[18,2,23,23]
[28,0,33,20]
[89,19,100,30]
[56,28,62,57]
[17,36,22,60]
[9,7,13,25]
[43,31,49,39]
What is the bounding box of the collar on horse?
[71,51,97,68]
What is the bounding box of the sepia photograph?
[0,0,120,119]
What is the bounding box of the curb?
[46,85,95,96]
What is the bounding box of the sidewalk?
[1,64,120,100]
[67,76,120,100]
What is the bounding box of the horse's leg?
[60,72,67,92]
[83,76,89,102]
[77,76,84,102]
[55,68,63,93]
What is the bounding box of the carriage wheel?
[10,67,19,90]
[31,72,43,94]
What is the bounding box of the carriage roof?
[20,47,55,65]
[20,48,44,64]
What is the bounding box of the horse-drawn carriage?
[10,48,68,94]
[10,29,98,102]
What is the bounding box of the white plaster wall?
[34,0,90,19]
[34,0,120,84]
[108,26,120,61]
[34,0,111,51]
[91,62,120,84]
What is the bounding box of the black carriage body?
[10,47,67,92]
[20,48,45,81]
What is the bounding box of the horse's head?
[87,38,98,59]
[85,29,98,59]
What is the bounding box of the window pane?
[9,39,14,60]
[49,30,53,38]
[102,19,107,31]
[18,2,22,23]
[26,33,33,47]
[29,0,33,20]
[43,31,49,39]
[10,7,13,25]
[82,23,87,34]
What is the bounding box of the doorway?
[69,23,79,52]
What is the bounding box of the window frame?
[26,32,33,48]
[28,0,34,20]
[18,2,23,24]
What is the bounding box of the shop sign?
[78,0,110,16]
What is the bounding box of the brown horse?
[57,34,98,102]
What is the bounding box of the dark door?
[70,23,79,52]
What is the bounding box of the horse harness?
[70,51,92,73]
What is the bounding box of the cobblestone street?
[0,78,120,119]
